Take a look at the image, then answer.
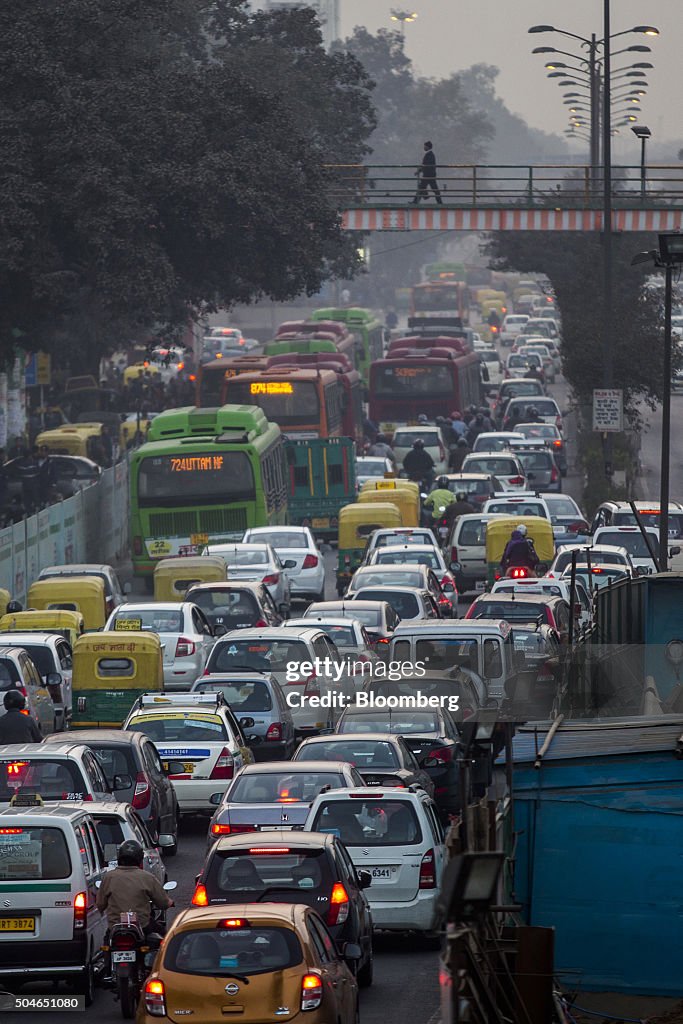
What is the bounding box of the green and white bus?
[130,405,287,583]
[311,308,384,383]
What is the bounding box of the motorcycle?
[505,565,537,579]
[98,879,177,1019]
[435,507,450,546]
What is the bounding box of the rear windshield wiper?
[256,886,304,901]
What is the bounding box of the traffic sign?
[24,352,52,388]
[593,389,623,433]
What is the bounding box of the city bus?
[368,349,482,430]
[264,330,357,367]
[198,356,272,406]
[411,281,470,323]
[222,367,345,439]
[424,261,467,283]
[310,308,384,382]
[267,353,364,444]
[129,405,287,583]
[284,437,357,540]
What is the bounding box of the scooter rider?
[403,438,435,485]
[0,690,43,743]
[501,523,539,573]
[444,491,476,533]
[423,476,455,519]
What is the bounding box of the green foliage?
[581,431,637,515]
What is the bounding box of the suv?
[0,646,56,735]
[590,500,683,541]
[509,440,562,493]
[43,729,179,854]
[0,742,115,805]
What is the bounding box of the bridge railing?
[325,164,683,207]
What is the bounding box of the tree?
[0,0,375,369]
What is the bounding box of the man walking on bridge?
[412,141,443,205]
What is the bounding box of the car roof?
[217,627,322,640]
[40,564,112,573]
[355,563,429,574]
[392,619,511,636]
[170,903,304,932]
[353,585,428,595]
[474,593,562,605]
[299,732,400,745]
[44,729,144,745]
[392,426,440,434]
[197,672,275,684]
[309,785,429,802]
[207,543,272,552]
[237,761,353,775]
[594,525,657,535]
[372,544,439,554]
[0,804,96,824]
[214,830,334,851]
[186,582,263,594]
[245,526,308,534]
[286,617,363,629]
[113,602,191,611]
[0,633,60,644]
[0,742,92,757]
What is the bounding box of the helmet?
[528,406,538,417]
[516,523,528,536]
[413,438,425,448]
[457,437,469,447]
[417,414,428,425]
[117,840,144,867]
[437,476,449,488]
[6,601,22,614]
[375,433,386,444]
[3,690,25,711]
[450,411,462,420]
[455,492,467,502]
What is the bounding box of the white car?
[491,577,592,633]
[122,692,252,813]
[519,343,556,383]
[362,527,440,562]
[365,544,458,600]
[461,453,527,492]
[243,526,325,602]
[482,493,551,519]
[500,314,529,346]
[505,351,543,380]
[355,456,394,488]
[392,426,448,475]
[305,787,446,932]
[472,431,526,454]
[503,396,562,431]
[592,526,678,574]
[206,542,293,614]
[479,348,505,391]
[547,544,635,578]
[104,602,216,690]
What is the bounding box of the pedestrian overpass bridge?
[329,163,683,231]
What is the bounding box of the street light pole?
[601,0,614,480]
[660,259,673,569]
[630,126,651,200]
[589,34,600,187]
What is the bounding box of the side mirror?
[209,792,223,806]
[164,760,187,776]
[441,582,455,593]
[449,561,461,573]
[358,870,372,889]
[123,582,133,595]
[112,773,133,791]
[283,559,297,569]
[239,716,255,729]
[421,756,439,769]
[670,546,681,557]
[157,834,176,849]
[342,942,362,963]
[46,672,62,687]
[635,566,648,577]
[213,624,228,636]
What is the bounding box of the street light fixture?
[631,124,651,200]
[390,9,418,35]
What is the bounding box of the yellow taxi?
[138,903,360,1024]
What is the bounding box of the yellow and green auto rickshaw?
[26,577,108,631]
[0,609,85,648]
[359,478,420,500]
[153,556,227,602]
[337,502,402,595]
[485,515,555,588]
[358,486,419,528]
[71,631,163,727]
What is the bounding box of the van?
[0,646,55,735]
[0,798,107,1002]
[388,619,517,702]
[447,513,507,594]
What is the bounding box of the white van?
[0,646,55,735]
[305,787,446,932]
[0,799,108,1003]
[447,513,508,594]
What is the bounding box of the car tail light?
[375,636,390,644]
[450,545,458,564]
[175,637,196,658]
[144,979,166,1017]
[132,771,151,810]
[426,746,453,763]
[304,673,320,700]
[192,883,209,906]
[73,891,87,932]
[254,618,267,628]
[262,573,280,586]
[301,974,323,1011]
[302,554,318,569]
[509,476,525,485]
[210,748,234,781]
[211,823,257,836]
[327,883,350,926]
[510,566,531,578]
[133,536,143,556]
[550,466,559,483]
[14,684,28,699]
[419,849,436,889]
[266,722,283,742]
[552,440,562,449]
[111,932,137,951]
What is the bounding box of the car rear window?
[127,713,228,743]
[224,549,269,566]
[338,710,439,735]
[393,431,439,447]
[354,570,422,590]
[0,826,71,880]
[353,589,419,619]
[190,590,260,621]
[457,520,487,545]
[229,772,346,803]
[164,925,303,976]
[373,532,432,547]
[596,532,659,557]
[206,848,334,901]
[612,511,683,539]
[260,532,308,549]
[305,624,356,648]
[472,601,546,623]
[375,550,439,568]
[486,501,546,517]
[91,815,127,862]
[311,798,422,846]
[0,660,20,689]
[517,452,552,471]
[111,609,183,632]
[357,461,386,477]
[297,739,399,768]
[0,758,87,803]
[195,680,272,713]
[465,458,518,475]
[89,746,136,787]
[209,639,309,674]
[6,645,54,677]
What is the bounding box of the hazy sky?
[340,1,683,152]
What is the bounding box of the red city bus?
[267,353,364,445]
[369,349,482,429]
[197,356,274,406]
[222,367,345,439]
[387,335,468,356]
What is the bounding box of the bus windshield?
[373,364,453,396]
[137,452,255,504]
[413,286,459,311]
[227,380,320,425]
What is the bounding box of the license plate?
[312,517,329,528]
[112,950,136,963]
[476,581,485,591]
[0,917,35,932]
[191,533,209,547]
[370,867,394,879]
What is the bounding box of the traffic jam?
[0,268,674,1023]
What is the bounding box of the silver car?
[191,672,297,761]
[206,542,293,615]
[87,801,166,885]
[104,602,215,690]
[242,526,326,603]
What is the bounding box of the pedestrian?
[367,434,396,465]
[449,412,467,439]
[411,141,443,205]
[466,412,487,447]
[0,691,43,743]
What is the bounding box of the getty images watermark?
[284,657,461,713]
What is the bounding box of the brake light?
[419,849,436,889]
[209,748,235,781]
[376,636,390,644]
[509,476,524,485]
[132,771,151,810]
[248,847,290,854]
[111,932,137,951]
[425,746,453,763]
[133,536,143,556]
[6,762,28,777]
[302,554,318,569]
[219,918,249,928]
[304,673,320,701]
[144,979,166,1017]
[254,618,267,628]
[0,828,23,834]
[211,823,257,836]
[327,883,350,926]
[262,573,280,586]
[73,891,87,932]
[175,637,196,658]
[191,883,209,906]
[510,566,530,578]
[350,792,383,797]
[550,466,559,483]
[266,722,283,742]
[450,546,458,564]
[552,440,562,448]
[301,974,323,1011]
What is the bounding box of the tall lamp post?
[631,125,651,200]
[390,9,417,36]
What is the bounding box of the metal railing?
[324,163,683,208]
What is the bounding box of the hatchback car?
[461,453,526,492]
[442,472,500,508]
[191,673,296,761]
[305,788,446,933]
[206,543,293,615]
[45,727,179,852]
[362,527,439,559]
[123,692,253,813]
[592,526,665,574]
[509,442,561,493]
[0,646,56,735]
[515,422,567,475]
[303,601,400,647]
[561,564,630,592]
[355,456,394,488]
[191,832,374,985]
[37,563,129,617]
[293,733,434,795]
[542,494,588,534]
[493,379,545,423]
[505,351,543,381]
[139,904,360,1024]
[207,761,365,842]
[243,527,326,603]
[0,742,115,805]
[392,426,448,475]
[482,494,551,519]
[547,544,634,577]
[185,581,283,633]
[471,432,526,453]
[105,602,215,690]
[365,544,458,601]
[346,564,450,611]
[350,586,442,622]
[503,396,562,431]
[465,593,571,644]
[87,800,166,884]
[518,343,556,383]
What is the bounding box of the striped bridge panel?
[341,208,683,232]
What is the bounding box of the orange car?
[138,903,360,1024]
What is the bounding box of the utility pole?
[602,0,614,480]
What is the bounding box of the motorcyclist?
[449,411,468,439]
[0,691,43,743]
[444,491,476,532]
[466,412,487,447]
[524,405,543,424]
[501,523,539,573]
[96,840,173,936]
[423,476,455,519]
[367,433,396,465]
[449,436,471,472]
[402,438,435,484]
[417,413,429,426]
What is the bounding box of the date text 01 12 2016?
[0,994,85,1012]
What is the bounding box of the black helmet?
[375,433,386,444]
[3,690,25,711]
[437,476,449,488]
[6,601,22,614]
[457,437,469,447]
[117,840,144,867]
[455,491,467,502]
[528,406,538,417]
[413,438,425,448]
